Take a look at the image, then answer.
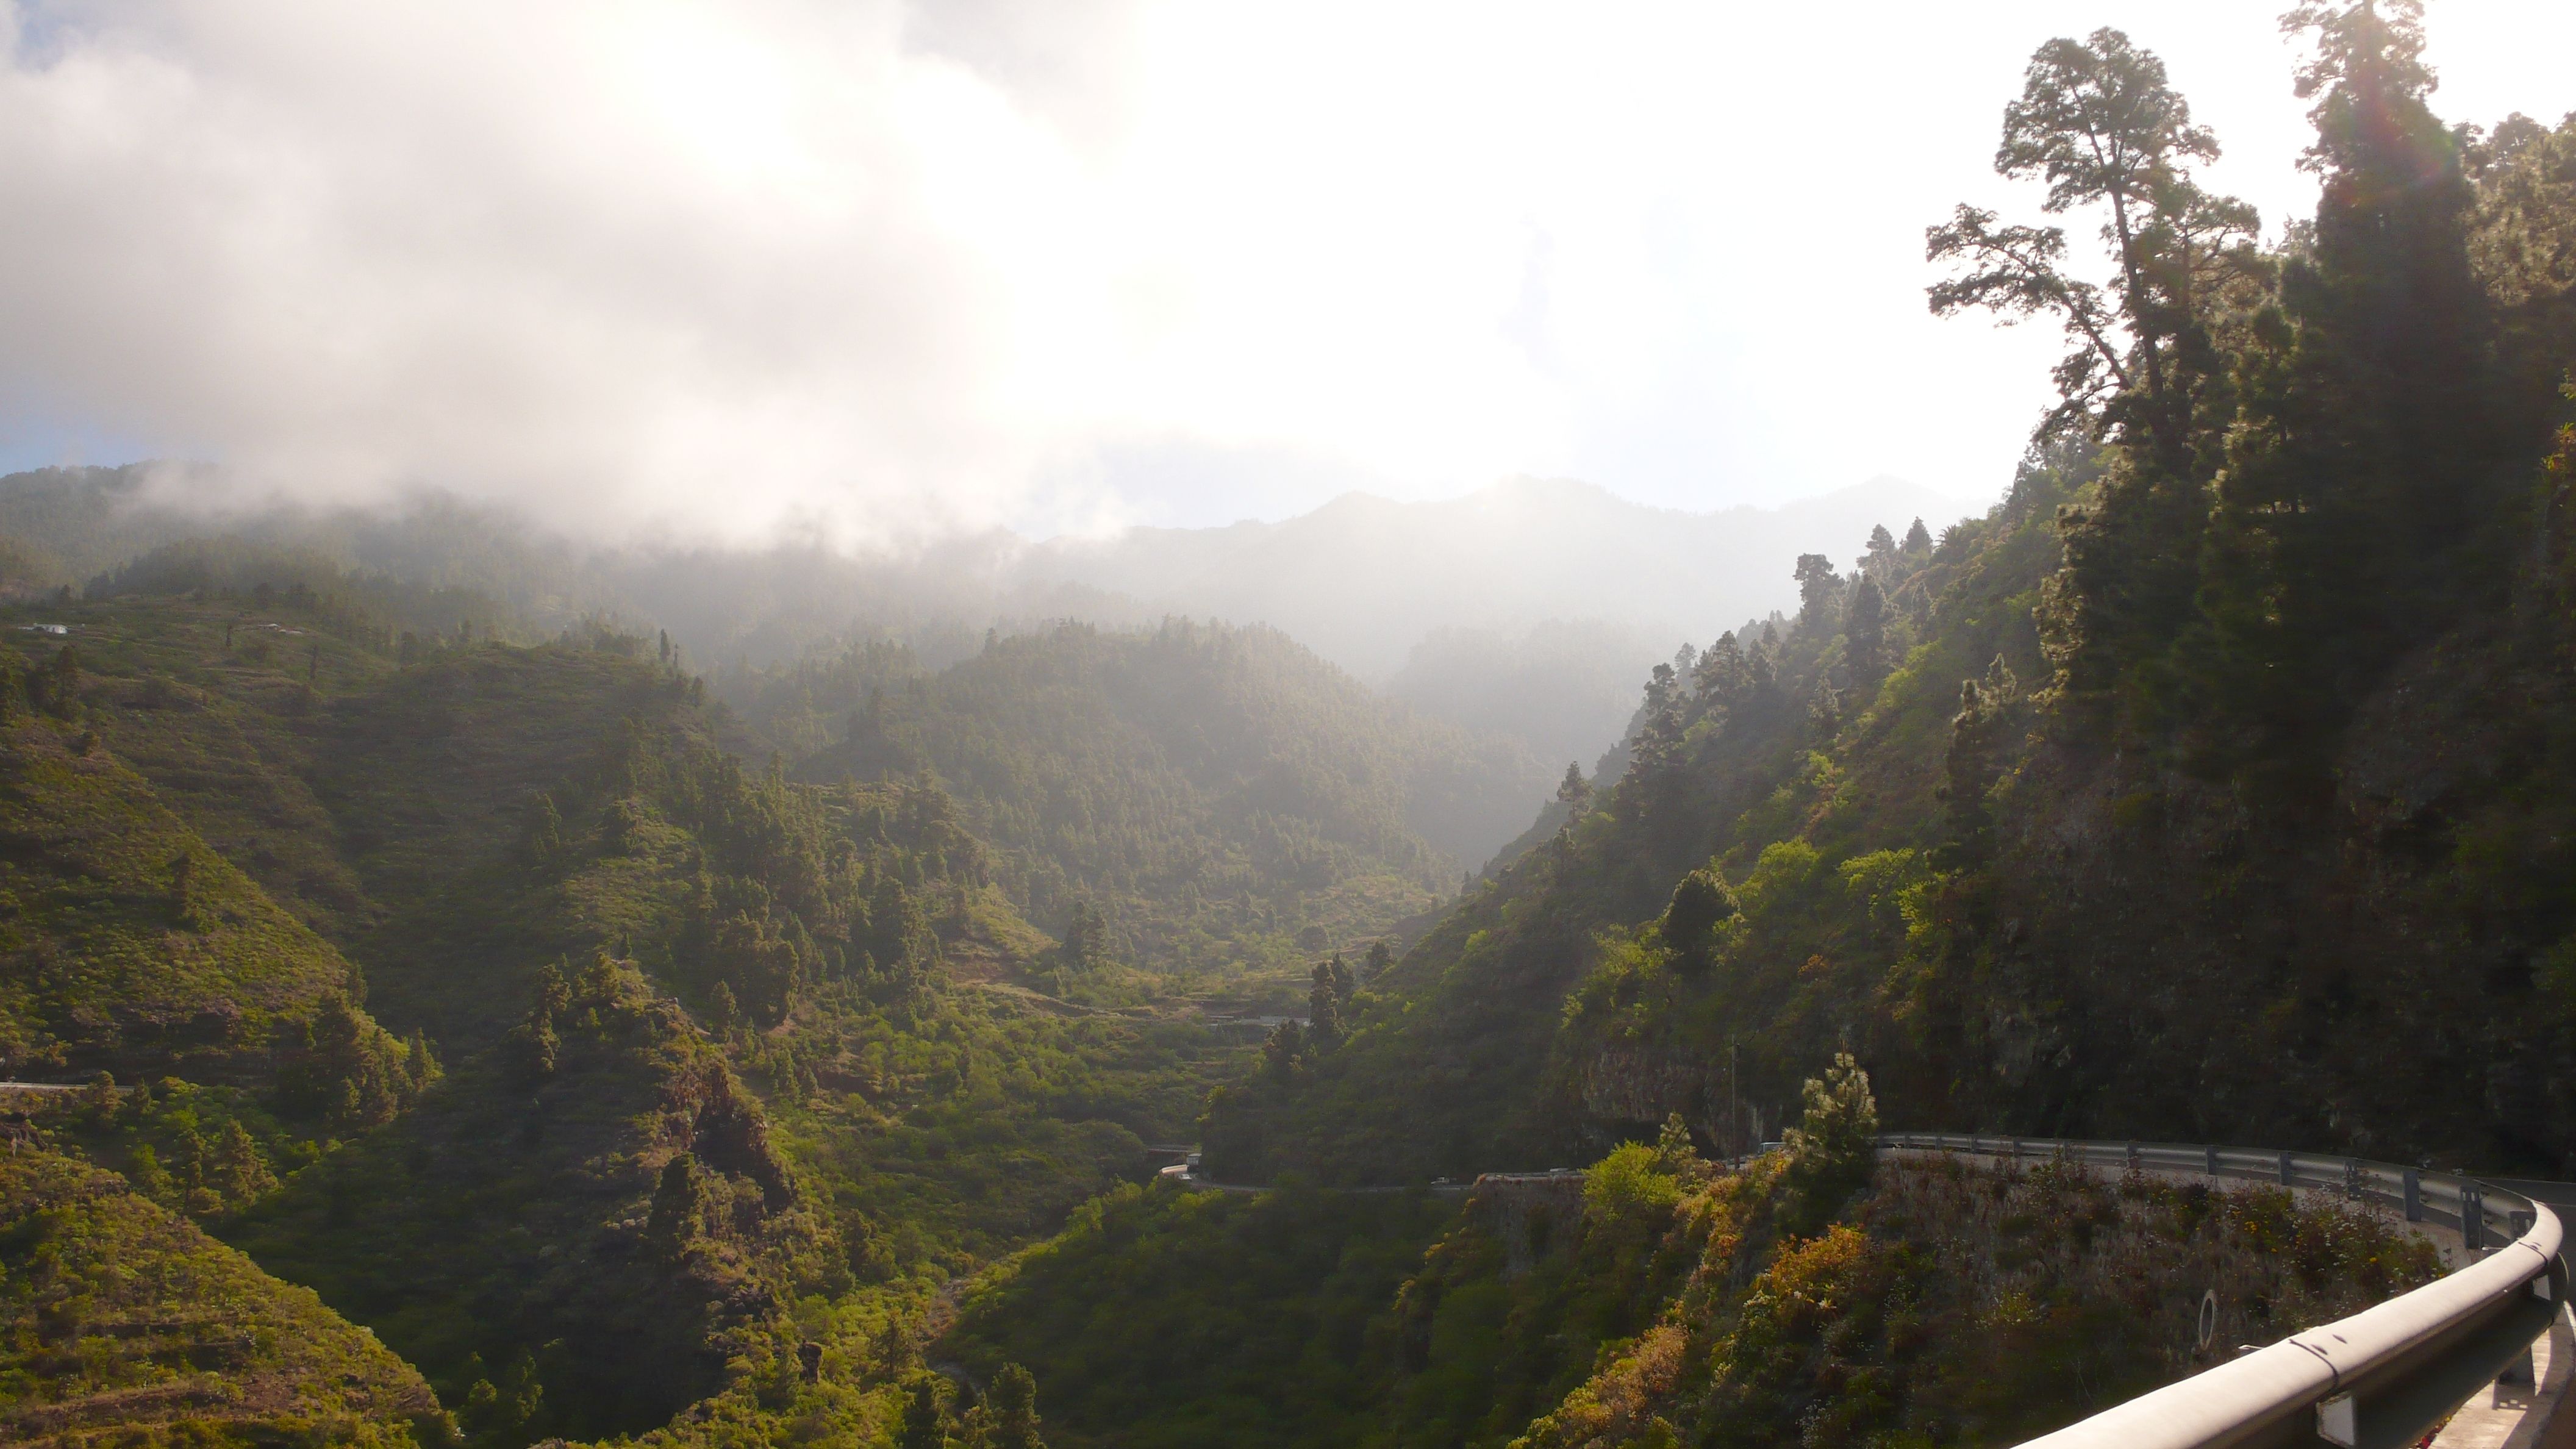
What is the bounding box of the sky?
[0,1,2570,545]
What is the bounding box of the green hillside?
[779,619,1552,984]
[0,1147,443,1448]
[0,582,1257,1446]
[0,633,425,1142]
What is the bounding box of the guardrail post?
[2127,1141,2142,1173]
[2278,1149,2294,1186]
[2010,1137,2023,1161]
[2319,1392,2357,1447]
[2206,1145,2220,1176]
[2344,1159,2363,1200]
[2463,1186,2486,1251]
[2403,1168,2422,1222]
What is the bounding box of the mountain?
[1016,475,1967,682]
[0,466,1962,776]
[0,624,427,1125]
[778,619,1555,968]
[0,584,1262,1445]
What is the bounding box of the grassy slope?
[0,1148,441,1449]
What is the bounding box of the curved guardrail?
[1880,1133,2566,1449]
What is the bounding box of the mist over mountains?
[0,464,1960,773]
[1020,472,1963,768]
[1019,474,1962,679]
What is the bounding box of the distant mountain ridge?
[0,465,1969,771]
[1017,474,1972,681]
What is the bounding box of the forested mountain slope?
[0,583,1259,1447]
[1206,22,2576,1183]
[780,620,1553,979]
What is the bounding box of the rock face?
[1575,1044,1712,1131]
[1467,1173,1587,1278]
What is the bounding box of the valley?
[1,5,2574,1448]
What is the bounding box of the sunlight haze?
[1,0,2569,542]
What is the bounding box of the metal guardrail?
[1879,1133,2567,1449]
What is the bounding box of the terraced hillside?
[0,1147,443,1448]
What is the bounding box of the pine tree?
[1862,523,1900,576]
[1553,761,1591,819]
[404,1029,441,1090]
[1845,576,1889,690]
[1781,1054,1879,1233]
[524,792,566,865]
[168,852,200,929]
[1659,867,1739,972]
[1931,29,2262,735]
[1055,901,1109,972]
[508,1009,559,1085]
[1262,1019,1307,1079]
[574,950,617,1005]
[1793,555,1842,629]
[1692,632,1747,713]
[35,645,79,718]
[1326,951,1357,1008]
[1903,517,1933,553]
[646,1153,710,1258]
[1937,657,2023,864]
[213,1119,276,1204]
[498,1351,546,1441]
[1655,1112,1703,1176]
[2199,0,2505,762]
[1307,962,1345,1052]
[126,1143,174,1206]
[977,1364,1046,1449]
[534,960,573,1020]
[1622,664,1689,823]
[898,1375,951,1449]
[179,1130,218,1216]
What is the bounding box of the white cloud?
[0,0,2569,542]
